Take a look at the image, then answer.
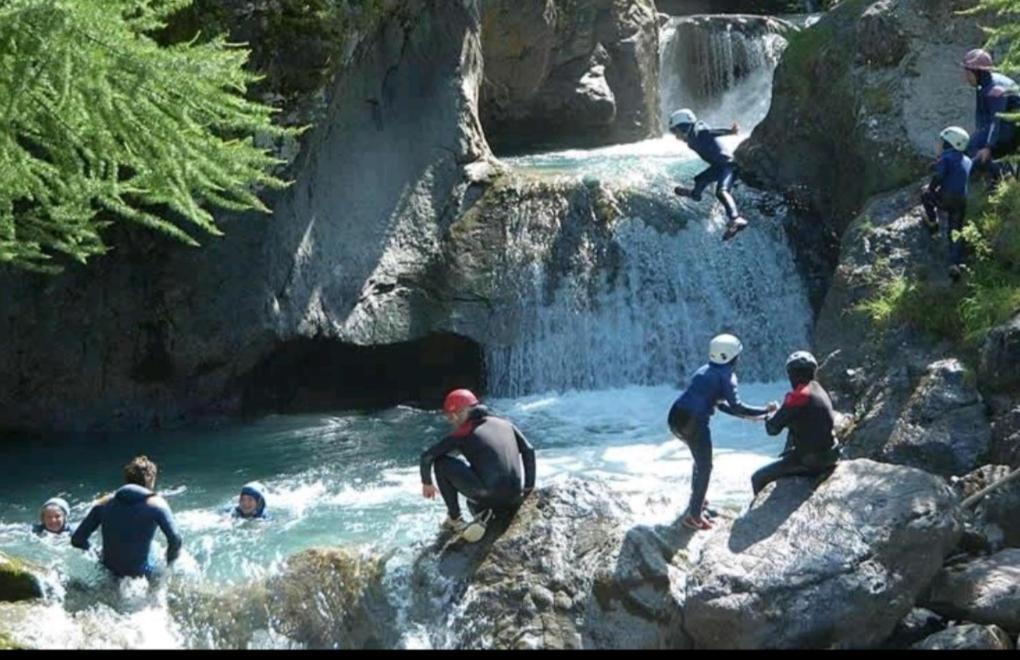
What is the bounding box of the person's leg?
[690,164,721,200]
[685,423,713,518]
[715,163,740,221]
[751,455,814,495]
[433,456,488,520]
[946,198,967,269]
[920,187,940,234]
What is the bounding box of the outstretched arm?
[70,505,102,551]
[717,374,770,418]
[419,436,459,486]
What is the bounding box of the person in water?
[668,334,777,531]
[33,497,73,536]
[962,48,1020,187]
[668,108,749,241]
[921,126,973,281]
[420,389,536,543]
[234,482,267,519]
[752,351,840,495]
[71,455,182,578]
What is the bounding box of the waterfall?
[659,15,792,131]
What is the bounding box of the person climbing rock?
[752,351,840,495]
[234,482,267,520]
[962,49,1020,188]
[420,389,536,543]
[921,126,973,282]
[668,334,777,531]
[668,108,749,241]
[33,497,73,536]
[71,455,182,578]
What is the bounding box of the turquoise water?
[0,383,789,648]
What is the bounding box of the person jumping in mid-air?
[668,108,748,242]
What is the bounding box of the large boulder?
[684,459,963,649]
[0,553,44,603]
[737,0,983,235]
[990,407,1020,468]
[410,479,695,649]
[912,624,1014,650]
[881,608,947,649]
[480,0,660,152]
[980,313,1020,394]
[926,549,1020,634]
[813,186,992,477]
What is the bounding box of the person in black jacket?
[752,352,840,495]
[420,389,536,543]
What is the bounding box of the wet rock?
[953,465,1020,551]
[0,553,44,603]
[912,623,1014,650]
[684,459,963,649]
[480,0,660,152]
[410,479,694,649]
[980,313,1020,394]
[926,549,1020,634]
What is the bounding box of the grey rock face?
[912,624,1014,650]
[954,465,1020,552]
[927,549,1020,634]
[684,459,963,649]
[479,0,660,152]
[980,314,1020,393]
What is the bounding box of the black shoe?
[948,264,962,282]
[674,186,702,202]
[924,217,939,236]
[722,217,749,242]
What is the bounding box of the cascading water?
[0,13,813,651]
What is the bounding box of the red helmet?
[443,389,478,414]
[962,48,994,71]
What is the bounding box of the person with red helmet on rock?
[961,48,1020,186]
[420,389,536,543]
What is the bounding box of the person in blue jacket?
[33,497,73,536]
[668,108,749,241]
[962,49,1020,186]
[921,126,974,281]
[71,456,182,579]
[667,334,777,530]
[234,482,267,519]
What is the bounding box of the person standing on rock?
[71,455,182,579]
[962,49,1020,187]
[668,108,749,241]
[668,334,777,531]
[921,126,973,282]
[420,389,536,543]
[752,351,840,496]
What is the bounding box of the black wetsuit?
[753,379,839,494]
[420,406,536,519]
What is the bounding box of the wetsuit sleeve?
[153,502,182,564]
[717,374,769,418]
[708,127,736,137]
[986,89,1009,149]
[930,156,947,190]
[765,389,808,436]
[419,436,459,486]
[70,505,102,551]
[514,426,537,490]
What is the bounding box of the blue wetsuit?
[667,362,768,517]
[921,145,972,267]
[71,484,182,578]
[969,71,1020,181]
[681,122,741,221]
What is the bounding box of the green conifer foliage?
[0,0,296,273]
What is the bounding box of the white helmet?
[939,126,970,152]
[669,108,697,132]
[709,334,743,365]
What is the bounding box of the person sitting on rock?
[668,108,749,241]
[668,334,777,531]
[233,482,267,520]
[33,497,73,536]
[420,389,536,543]
[752,351,840,496]
[921,126,973,282]
[71,455,182,578]
[962,48,1020,187]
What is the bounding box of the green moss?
[0,554,43,603]
[0,632,23,650]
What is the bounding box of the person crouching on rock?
[234,482,267,520]
[668,334,777,531]
[961,48,1020,189]
[71,455,182,579]
[420,389,536,543]
[668,108,749,242]
[921,126,973,282]
[752,352,840,496]
[33,497,73,536]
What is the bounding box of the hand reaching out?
[422,484,437,499]
[731,121,741,135]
